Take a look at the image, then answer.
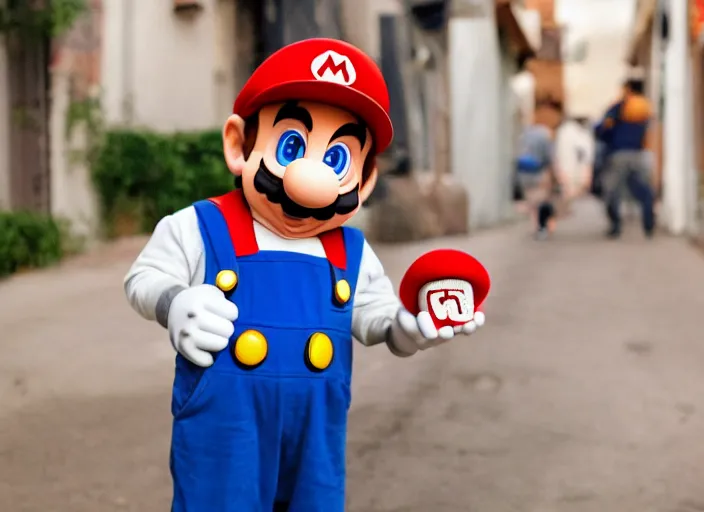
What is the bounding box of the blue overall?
[170,198,364,512]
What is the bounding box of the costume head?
[222,38,393,238]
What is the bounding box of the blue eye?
[276,130,306,166]
[323,143,351,180]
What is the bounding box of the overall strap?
[209,190,258,257]
[341,226,366,291]
[192,199,239,286]
[316,226,366,308]
[318,228,347,270]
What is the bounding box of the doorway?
[6,28,51,213]
[233,0,267,94]
[696,50,704,193]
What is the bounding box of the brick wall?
[50,0,103,101]
[48,0,103,238]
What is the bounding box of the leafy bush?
[0,211,64,277]
[92,129,234,236]
[0,0,88,38]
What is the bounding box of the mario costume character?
[124,38,488,512]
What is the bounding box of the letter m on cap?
[311,50,357,86]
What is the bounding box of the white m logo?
[311,50,357,86]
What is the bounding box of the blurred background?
[2,0,704,511]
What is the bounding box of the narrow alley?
[1,199,703,512]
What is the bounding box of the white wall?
[101,0,232,130]
[512,70,536,125]
[498,51,520,221]
[340,0,403,61]
[50,70,99,238]
[449,14,508,229]
[50,0,237,237]
[662,0,695,235]
[0,37,10,210]
[556,0,636,118]
[562,31,631,117]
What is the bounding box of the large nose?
[283,159,339,208]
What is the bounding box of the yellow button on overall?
[234,330,268,367]
[306,332,334,371]
[215,270,238,292]
[334,279,351,305]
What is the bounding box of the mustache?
[253,159,359,221]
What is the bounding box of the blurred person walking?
[515,100,566,240]
[554,116,595,201]
[594,78,655,239]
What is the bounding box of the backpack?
[516,126,550,173]
[516,154,544,173]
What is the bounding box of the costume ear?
[358,164,378,204]
[223,114,247,176]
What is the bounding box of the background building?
[448,0,535,230]
[0,0,538,241]
[524,0,564,128]
[628,0,702,237]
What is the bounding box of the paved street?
[2,198,704,512]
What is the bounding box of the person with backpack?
[553,116,595,202]
[594,78,655,239]
[515,100,564,240]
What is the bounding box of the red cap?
[233,38,393,154]
[399,249,491,315]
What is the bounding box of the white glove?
[167,284,239,367]
[389,307,486,356]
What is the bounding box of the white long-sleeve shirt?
[124,206,402,347]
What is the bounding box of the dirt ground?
[2,199,704,512]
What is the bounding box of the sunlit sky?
[556,0,636,35]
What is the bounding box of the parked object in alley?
[399,249,490,331]
[122,38,489,512]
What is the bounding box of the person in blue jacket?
[594,78,655,238]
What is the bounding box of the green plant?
[0,211,64,277]
[92,129,234,236]
[55,217,87,256]
[48,0,86,36]
[0,0,88,38]
[66,95,105,167]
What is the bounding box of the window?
[173,0,203,12]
